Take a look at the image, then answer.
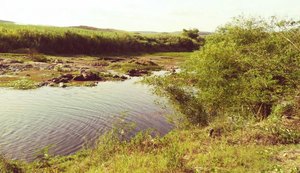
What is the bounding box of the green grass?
[1,17,299,172]
[147,51,195,58]
[1,78,37,90]
[109,62,162,74]
[1,115,299,173]
[0,23,199,55]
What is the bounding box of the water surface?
[0,77,172,161]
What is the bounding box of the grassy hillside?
[0,20,14,24]
[0,23,200,55]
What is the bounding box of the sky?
[0,0,299,32]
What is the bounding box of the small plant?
[28,54,48,62]
[82,82,98,87]
[0,156,23,173]
[264,123,300,144]
[8,78,37,90]
[53,64,72,72]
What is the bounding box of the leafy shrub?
[261,115,300,144]
[182,28,200,40]
[8,78,37,90]
[0,156,23,173]
[28,54,48,62]
[149,17,300,124]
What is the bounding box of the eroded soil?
[0,53,184,88]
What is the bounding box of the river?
[0,75,172,161]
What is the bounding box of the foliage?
[28,55,48,62]
[182,28,200,40]
[0,23,200,55]
[109,62,162,74]
[148,51,194,58]
[6,78,37,90]
[148,17,300,125]
[0,156,24,173]
[0,17,299,173]
[182,28,205,44]
[0,116,299,173]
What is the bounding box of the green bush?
[28,54,48,62]
[148,17,300,124]
[7,78,37,90]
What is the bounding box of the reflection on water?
[0,77,172,161]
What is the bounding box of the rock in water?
[59,82,66,88]
[73,71,101,81]
[127,69,149,77]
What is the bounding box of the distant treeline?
[0,23,201,55]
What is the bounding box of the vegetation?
[147,17,300,125]
[182,28,205,44]
[0,114,299,173]
[1,78,37,90]
[109,61,162,74]
[0,23,200,55]
[0,53,189,89]
[0,17,300,172]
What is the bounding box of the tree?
[182,28,200,40]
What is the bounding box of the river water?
[0,76,172,161]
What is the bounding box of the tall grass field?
[0,23,200,55]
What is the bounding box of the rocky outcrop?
[73,71,102,81]
[127,69,149,77]
[51,74,74,83]
[59,82,67,88]
[39,74,74,87]
[0,60,34,72]
[0,63,9,69]
[39,71,105,87]
[113,75,128,80]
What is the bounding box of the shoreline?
[0,52,190,90]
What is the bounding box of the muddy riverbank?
[0,53,183,89]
